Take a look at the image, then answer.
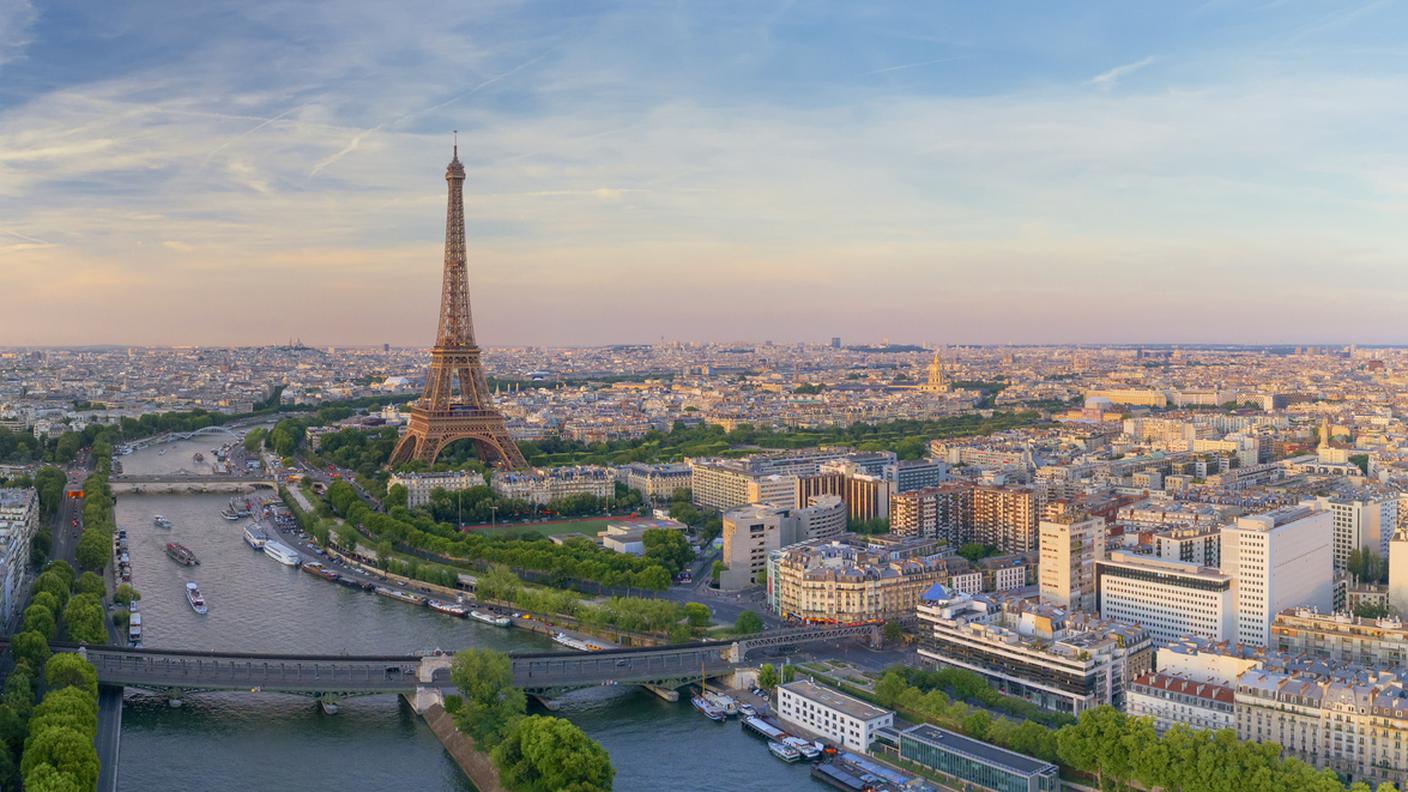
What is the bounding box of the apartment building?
[0,488,38,631]
[1038,513,1104,613]
[916,587,1151,714]
[1126,673,1235,734]
[719,495,846,590]
[1271,608,1408,667]
[387,469,486,509]
[619,462,692,503]
[882,458,949,493]
[768,537,949,624]
[490,466,614,506]
[971,485,1040,553]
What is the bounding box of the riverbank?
[415,700,509,792]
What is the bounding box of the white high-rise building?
[1220,503,1333,647]
[1389,528,1408,614]
[1316,493,1398,572]
[1096,550,1234,645]
[1039,513,1105,613]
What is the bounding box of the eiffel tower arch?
[388,141,527,469]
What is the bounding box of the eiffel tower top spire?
[437,137,473,348]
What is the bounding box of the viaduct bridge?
[107,473,278,494]
[124,425,247,452]
[43,623,878,706]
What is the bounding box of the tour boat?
[128,613,143,646]
[165,542,199,566]
[221,496,254,521]
[243,523,268,550]
[374,586,427,606]
[768,741,802,763]
[428,600,469,618]
[552,632,595,652]
[300,562,340,582]
[263,540,301,566]
[185,582,208,615]
[153,515,173,529]
[470,609,511,627]
[691,695,726,722]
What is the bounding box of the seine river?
[112,437,822,791]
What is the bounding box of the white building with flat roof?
[777,678,894,752]
[1220,503,1333,647]
[1096,550,1234,645]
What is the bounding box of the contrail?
[0,229,52,244]
[862,55,969,76]
[202,105,303,169]
[309,50,553,179]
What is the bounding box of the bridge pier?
[641,684,679,702]
[316,692,341,715]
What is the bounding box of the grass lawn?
[470,517,615,539]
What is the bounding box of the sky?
[2,0,1408,347]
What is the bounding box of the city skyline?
[5,1,1408,347]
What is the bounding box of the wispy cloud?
[1282,0,1391,44]
[0,0,37,66]
[1088,56,1156,90]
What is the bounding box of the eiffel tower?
[388,141,527,469]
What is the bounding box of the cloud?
[161,240,195,252]
[1088,56,1156,90]
[0,0,36,66]
[861,55,970,77]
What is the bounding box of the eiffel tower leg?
[389,432,418,466]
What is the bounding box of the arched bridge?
[108,473,277,493]
[125,425,245,451]
[42,623,877,701]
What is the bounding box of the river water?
[113,437,823,791]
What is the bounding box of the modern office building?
[1151,524,1222,568]
[1038,513,1104,613]
[1126,672,1235,734]
[387,469,486,509]
[768,536,949,623]
[898,724,1059,792]
[597,517,688,556]
[777,679,894,752]
[916,587,1151,714]
[882,458,949,493]
[719,496,847,590]
[1316,492,1399,572]
[1220,503,1333,647]
[0,488,38,631]
[1096,550,1234,644]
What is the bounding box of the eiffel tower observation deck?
[388,139,527,469]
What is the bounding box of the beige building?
[1039,513,1105,612]
[490,465,614,506]
[688,458,798,512]
[971,485,1040,553]
[619,462,692,503]
[719,495,846,590]
[767,536,949,623]
[1271,608,1408,667]
[388,470,486,509]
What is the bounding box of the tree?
[710,560,724,584]
[74,572,105,598]
[684,602,712,629]
[386,483,409,510]
[74,529,108,572]
[336,523,360,552]
[32,572,70,608]
[756,664,778,690]
[22,604,56,640]
[20,727,98,792]
[12,628,51,670]
[491,715,613,792]
[243,427,266,453]
[641,528,693,576]
[734,610,762,634]
[19,763,84,792]
[113,584,141,605]
[450,649,526,749]
[873,671,908,708]
[62,594,106,645]
[781,664,796,683]
[883,619,904,644]
[44,655,98,698]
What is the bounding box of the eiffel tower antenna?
[388,143,527,469]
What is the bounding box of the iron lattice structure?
[389,146,527,469]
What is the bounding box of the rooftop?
[781,679,891,722]
[901,723,1055,776]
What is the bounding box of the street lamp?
[489,504,498,526]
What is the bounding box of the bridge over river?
[40,623,878,704]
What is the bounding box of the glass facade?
[899,725,1058,792]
